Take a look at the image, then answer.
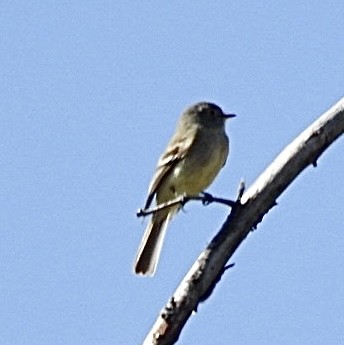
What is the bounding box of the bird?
[133,102,236,276]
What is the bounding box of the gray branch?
[142,97,344,345]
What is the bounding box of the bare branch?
[136,193,236,218]
[142,97,344,345]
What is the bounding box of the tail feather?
[134,211,171,276]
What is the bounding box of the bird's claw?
[201,192,214,205]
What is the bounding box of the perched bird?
[134,102,236,276]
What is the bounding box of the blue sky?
[1,2,344,344]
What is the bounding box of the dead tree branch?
[136,193,236,218]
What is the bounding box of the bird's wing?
[144,127,197,210]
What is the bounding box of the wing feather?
[144,127,197,209]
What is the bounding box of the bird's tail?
[133,210,172,276]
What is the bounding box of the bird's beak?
[222,113,236,119]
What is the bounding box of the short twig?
[136,193,236,218]
[137,195,188,217]
[237,179,245,201]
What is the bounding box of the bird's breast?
[169,131,229,196]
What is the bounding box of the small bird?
[134,102,236,276]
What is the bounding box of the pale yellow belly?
[157,136,229,203]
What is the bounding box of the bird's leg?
[200,192,236,208]
[200,192,214,205]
